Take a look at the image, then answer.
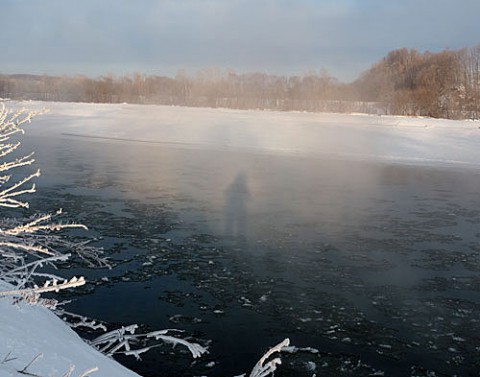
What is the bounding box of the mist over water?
[17,104,480,376]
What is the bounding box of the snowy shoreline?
[0,280,140,377]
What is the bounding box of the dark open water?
[22,133,480,376]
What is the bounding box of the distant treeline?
[1,45,479,119]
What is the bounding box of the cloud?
[1,0,479,81]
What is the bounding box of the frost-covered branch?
[77,367,98,377]
[0,254,69,288]
[148,332,208,359]
[0,277,85,306]
[233,339,293,377]
[0,169,39,209]
[0,103,107,306]
[0,210,110,288]
[0,276,85,297]
[18,352,43,376]
[55,310,108,332]
[0,104,45,210]
[89,326,208,361]
[61,365,98,377]
[0,204,110,281]
[4,209,88,236]
[248,338,290,377]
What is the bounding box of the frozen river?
[16,102,480,376]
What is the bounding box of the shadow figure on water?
[224,173,250,240]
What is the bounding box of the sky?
[1,0,479,82]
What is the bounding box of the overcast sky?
[1,0,479,82]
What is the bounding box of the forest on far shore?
[1,45,479,120]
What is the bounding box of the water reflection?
[224,173,250,239]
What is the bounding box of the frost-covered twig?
[248,338,290,377]
[0,276,86,296]
[61,365,75,377]
[1,351,17,364]
[89,326,208,361]
[18,352,43,376]
[0,254,69,288]
[148,333,208,359]
[0,104,46,209]
[60,365,99,377]
[0,209,110,289]
[55,310,108,332]
[3,209,88,236]
[0,103,106,306]
[78,366,98,377]
[0,169,39,209]
[0,277,86,306]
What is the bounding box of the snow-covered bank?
[0,281,140,377]
[17,101,480,169]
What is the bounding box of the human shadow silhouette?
[224,173,250,239]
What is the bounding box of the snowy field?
[16,100,480,168]
[2,101,480,377]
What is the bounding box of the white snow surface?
[17,100,480,169]
[0,281,140,377]
[1,101,480,377]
